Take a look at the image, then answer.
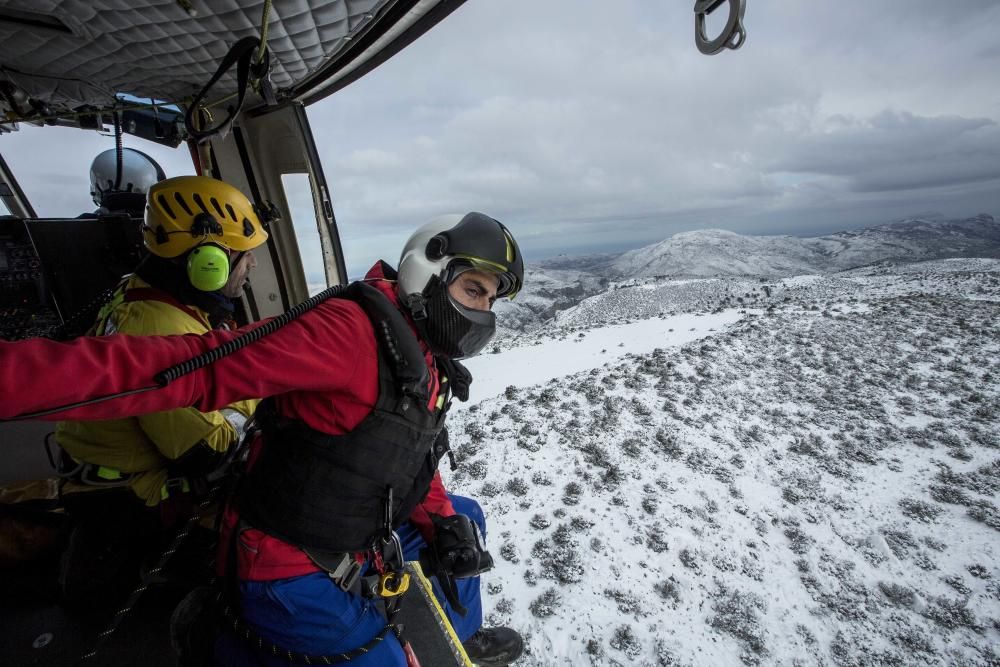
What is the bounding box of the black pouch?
[170,586,223,667]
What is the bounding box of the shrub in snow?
[603,588,646,617]
[580,441,611,468]
[499,542,519,564]
[552,524,574,547]
[898,497,944,523]
[562,481,583,505]
[929,483,972,506]
[463,459,488,480]
[678,548,700,572]
[894,624,937,657]
[505,477,529,496]
[878,581,915,607]
[944,574,972,595]
[782,525,814,555]
[921,596,982,632]
[529,588,561,618]
[529,514,551,530]
[609,625,641,658]
[464,422,486,442]
[516,438,541,453]
[967,564,989,579]
[621,437,643,458]
[882,528,917,559]
[601,465,625,490]
[585,639,603,660]
[646,525,669,554]
[966,501,1000,531]
[709,586,767,660]
[530,471,552,486]
[654,578,680,605]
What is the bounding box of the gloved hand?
[420,513,494,579]
[419,513,494,617]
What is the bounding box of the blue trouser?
[213,494,485,666]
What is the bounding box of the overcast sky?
[3,0,999,280]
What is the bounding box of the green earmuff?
[186,244,230,292]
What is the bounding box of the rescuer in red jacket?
[0,196,525,666]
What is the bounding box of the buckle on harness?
[78,464,135,488]
[160,477,191,501]
[325,552,363,592]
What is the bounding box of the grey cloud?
[3,0,999,267]
[770,111,1000,193]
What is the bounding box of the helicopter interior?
[0,1,747,663]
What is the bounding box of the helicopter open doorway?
[0,1,747,663]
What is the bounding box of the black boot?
[462,627,524,666]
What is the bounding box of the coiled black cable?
[3,284,349,422]
[154,283,347,385]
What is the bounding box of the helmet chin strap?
[404,293,429,321]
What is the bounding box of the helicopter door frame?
[205,102,347,320]
[0,152,37,218]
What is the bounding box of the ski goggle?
[445,256,520,299]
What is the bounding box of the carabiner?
[694,0,747,55]
[376,571,411,598]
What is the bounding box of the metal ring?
[694,0,747,55]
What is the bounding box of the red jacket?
[0,262,456,579]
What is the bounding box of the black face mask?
[415,277,496,360]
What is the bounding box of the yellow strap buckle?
[96,466,123,481]
[377,571,410,597]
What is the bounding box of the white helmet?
[397,212,523,359]
[89,148,166,212]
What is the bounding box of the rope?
[77,484,223,664]
[256,0,273,65]
[220,598,401,665]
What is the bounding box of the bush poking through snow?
[529,588,561,618]
[610,625,642,658]
[898,497,944,523]
[709,586,768,661]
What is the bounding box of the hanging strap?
[184,37,273,144]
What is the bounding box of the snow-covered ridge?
[609,214,1000,280]
[497,216,999,334]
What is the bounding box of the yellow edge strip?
[453,254,509,274]
[406,561,476,667]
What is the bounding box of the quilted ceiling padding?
[0,0,392,114]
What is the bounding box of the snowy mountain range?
[607,214,1000,279]
[455,257,1000,666]
[496,215,999,334]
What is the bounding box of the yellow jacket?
[56,275,258,507]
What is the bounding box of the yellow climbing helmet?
[142,175,269,258]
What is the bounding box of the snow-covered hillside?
[497,216,1000,334]
[450,258,1000,666]
[609,215,1000,280]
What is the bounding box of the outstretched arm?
[0,299,370,421]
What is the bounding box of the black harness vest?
[237,281,464,553]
